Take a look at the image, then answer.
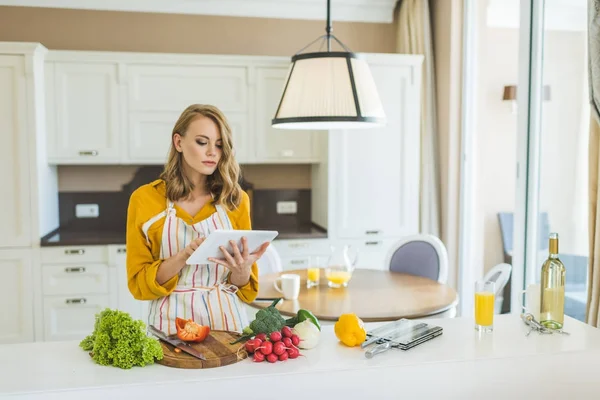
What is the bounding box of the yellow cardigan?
[125,179,258,304]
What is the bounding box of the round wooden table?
[251,269,459,322]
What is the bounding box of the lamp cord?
[326,0,332,52]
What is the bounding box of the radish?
[253,351,265,362]
[281,326,293,338]
[272,341,286,356]
[270,331,282,342]
[291,334,300,347]
[259,340,273,355]
[245,339,260,354]
[255,333,267,342]
[282,337,292,347]
[266,353,278,363]
[278,351,289,361]
[287,347,300,359]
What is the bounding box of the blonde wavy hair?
[160,104,242,211]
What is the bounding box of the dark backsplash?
[58,166,163,232]
[56,166,317,234]
[251,189,312,233]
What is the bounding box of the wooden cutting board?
[157,330,248,369]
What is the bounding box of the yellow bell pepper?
[334,313,367,347]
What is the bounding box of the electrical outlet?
[276,201,297,215]
[75,204,99,218]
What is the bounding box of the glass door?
[523,0,589,321]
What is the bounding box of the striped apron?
[144,200,250,335]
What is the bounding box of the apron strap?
[141,200,175,245]
[215,204,232,230]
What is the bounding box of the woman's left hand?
[208,237,269,286]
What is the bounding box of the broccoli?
[80,308,163,369]
[232,299,286,343]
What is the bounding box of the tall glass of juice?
[474,280,495,333]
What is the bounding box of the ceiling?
[0,0,399,23]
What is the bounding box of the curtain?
[587,0,600,327]
[396,0,442,238]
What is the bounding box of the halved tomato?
[175,317,210,342]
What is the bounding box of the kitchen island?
[1,314,599,399]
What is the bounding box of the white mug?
[520,283,541,320]
[273,274,301,300]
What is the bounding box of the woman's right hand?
[177,237,205,264]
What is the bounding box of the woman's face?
[174,115,223,177]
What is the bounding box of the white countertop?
[2,314,600,399]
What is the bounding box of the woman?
[126,104,269,335]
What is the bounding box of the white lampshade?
[271,52,386,130]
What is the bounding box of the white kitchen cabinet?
[125,64,249,164]
[42,264,109,296]
[328,56,421,240]
[254,67,321,163]
[0,55,32,248]
[40,245,112,341]
[43,294,110,342]
[127,64,247,113]
[0,249,33,344]
[108,245,149,323]
[46,62,121,163]
[127,111,250,165]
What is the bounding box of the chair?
[256,244,283,276]
[482,263,512,314]
[497,212,550,313]
[384,234,449,284]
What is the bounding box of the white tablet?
[185,229,279,265]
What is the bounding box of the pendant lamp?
[271,0,386,130]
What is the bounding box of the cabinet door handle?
[117,248,126,254]
[289,243,308,248]
[64,249,85,255]
[365,241,382,246]
[365,230,381,235]
[281,150,294,157]
[65,266,86,273]
[79,150,99,156]
[66,298,87,305]
[290,259,306,265]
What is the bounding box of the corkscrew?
[521,313,570,336]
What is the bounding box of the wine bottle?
[540,232,566,329]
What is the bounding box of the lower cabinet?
[43,294,110,341]
[34,237,400,341]
[40,245,111,341]
[108,245,150,324]
[0,249,33,344]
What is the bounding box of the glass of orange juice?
[325,265,353,288]
[474,280,495,332]
[307,256,325,288]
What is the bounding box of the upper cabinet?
[254,67,320,163]
[43,53,318,165]
[0,55,32,248]
[126,65,249,164]
[327,55,422,240]
[46,62,121,163]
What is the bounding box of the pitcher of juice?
[325,245,358,288]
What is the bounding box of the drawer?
[272,239,331,257]
[280,256,311,271]
[41,245,108,264]
[107,245,126,265]
[43,294,110,341]
[42,264,109,295]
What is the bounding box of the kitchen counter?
[40,226,327,247]
[2,314,599,399]
[40,228,126,246]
